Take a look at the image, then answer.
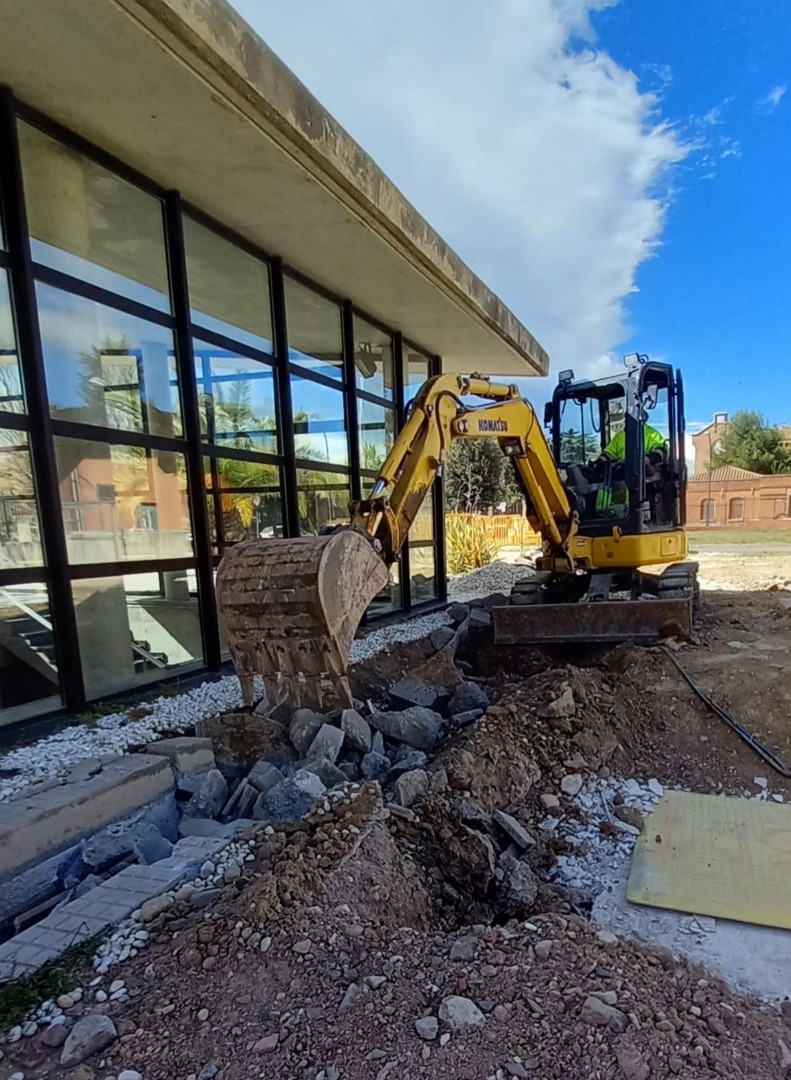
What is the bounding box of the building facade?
[688,467,791,529]
[691,413,791,474]
[0,0,547,728]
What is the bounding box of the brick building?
[687,414,791,529]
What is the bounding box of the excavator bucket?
[216,530,390,711]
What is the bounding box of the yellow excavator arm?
[350,373,577,571]
[216,372,579,710]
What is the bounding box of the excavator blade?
[216,530,390,710]
[493,597,693,646]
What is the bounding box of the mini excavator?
[217,356,697,708]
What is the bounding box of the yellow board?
[627,790,791,930]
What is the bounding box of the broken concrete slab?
[388,749,429,779]
[289,709,326,756]
[145,737,215,776]
[447,681,490,716]
[195,712,292,780]
[0,754,174,880]
[246,760,282,794]
[389,677,445,711]
[182,769,228,820]
[306,723,344,764]
[368,706,442,751]
[221,780,258,820]
[392,769,429,808]
[263,769,326,822]
[361,752,390,782]
[303,758,348,790]
[340,709,371,754]
[131,823,173,865]
[492,810,536,851]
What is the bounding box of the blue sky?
[593,0,791,430]
[231,0,790,436]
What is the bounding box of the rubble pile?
[2,588,791,1079]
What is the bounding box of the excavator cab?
[545,357,687,537]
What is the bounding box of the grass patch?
[689,528,791,547]
[0,934,102,1028]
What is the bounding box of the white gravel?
[0,560,529,803]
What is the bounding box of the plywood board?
[627,790,791,930]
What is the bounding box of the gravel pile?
[448,559,534,602]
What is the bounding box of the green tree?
[444,439,511,511]
[716,411,791,475]
[559,428,600,464]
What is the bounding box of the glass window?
[368,559,402,617]
[358,398,395,473]
[0,431,43,568]
[183,217,273,353]
[19,123,170,311]
[353,315,393,400]
[37,285,180,437]
[194,342,277,454]
[403,345,431,404]
[285,277,343,380]
[296,469,351,535]
[72,570,201,700]
[53,437,192,563]
[0,582,61,717]
[205,456,283,547]
[0,273,24,414]
[291,376,348,466]
[410,544,437,603]
[410,491,435,544]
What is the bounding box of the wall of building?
[687,476,791,529]
[0,91,447,728]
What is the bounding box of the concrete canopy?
[0,0,549,377]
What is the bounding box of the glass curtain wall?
[0,93,445,727]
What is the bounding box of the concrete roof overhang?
[0,0,548,377]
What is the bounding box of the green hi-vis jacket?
[603,424,666,462]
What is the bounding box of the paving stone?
[389,678,444,711]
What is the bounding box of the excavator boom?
[216,374,579,709]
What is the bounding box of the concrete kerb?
[0,832,248,984]
[0,755,174,882]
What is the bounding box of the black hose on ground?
[662,647,791,779]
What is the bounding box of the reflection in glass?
[204,456,283,547]
[0,431,43,568]
[194,342,277,454]
[296,470,351,535]
[19,123,170,311]
[358,398,395,472]
[285,277,343,379]
[354,315,393,400]
[291,376,348,465]
[54,437,192,563]
[38,285,180,436]
[0,582,61,716]
[0,272,24,414]
[368,558,402,617]
[403,345,431,404]
[73,570,202,699]
[37,287,180,438]
[410,543,437,602]
[184,217,273,353]
[410,490,435,543]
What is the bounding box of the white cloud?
[231,0,690,376]
[758,85,786,112]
